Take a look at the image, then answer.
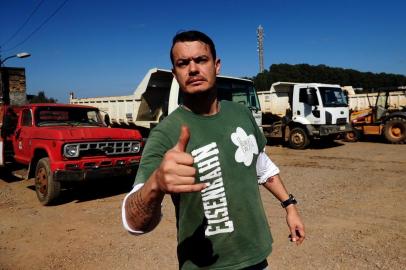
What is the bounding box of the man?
[122,30,305,269]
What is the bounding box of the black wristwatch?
[281,194,297,208]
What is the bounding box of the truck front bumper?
[309,123,352,137]
[53,160,139,182]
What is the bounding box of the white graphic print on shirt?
[231,127,258,166]
[191,142,235,236]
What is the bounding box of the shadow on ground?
[25,176,135,205]
[266,138,345,149]
[0,166,27,183]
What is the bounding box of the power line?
[1,0,46,48]
[2,0,69,53]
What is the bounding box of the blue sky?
[1,0,405,103]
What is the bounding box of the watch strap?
[281,194,297,208]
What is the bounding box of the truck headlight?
[63,144,79,158]
[131,142,141,153]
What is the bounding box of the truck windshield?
[216,78,261,111]
[35,107,104,127]
[319,87,348,107]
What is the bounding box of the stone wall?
[0,67,27,105]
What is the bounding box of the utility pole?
[257,25,264,73]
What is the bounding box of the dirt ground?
[0,139,405,270]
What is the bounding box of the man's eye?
[176,60,189,67]
[195,57,208,64]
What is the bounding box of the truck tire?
[35,157,61,205]
[344,129,361,142]
[289,127,310,149]
[384,117,406,144]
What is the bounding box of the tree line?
[252,64,406,93]
[27,91,57,103]
[25,64,406,102]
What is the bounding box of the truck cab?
[259,82,351,149]
[292,83,350,134]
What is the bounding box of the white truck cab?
[258,82,351,149]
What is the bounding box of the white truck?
[342,86,406,111]
[257,82,352,149]
[70,68,262,137]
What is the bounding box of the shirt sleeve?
[256,151,280,184]
[121,183,162,235]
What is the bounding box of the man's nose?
[188,61,199,75]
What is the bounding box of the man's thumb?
[290,229,298,242]
[174,125,190,152]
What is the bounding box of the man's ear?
[215,58,221,75]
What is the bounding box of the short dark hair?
[170,30,217,65]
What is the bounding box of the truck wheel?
[35,157,61,205]
[344,129,360,142]
[289,127,310,149]
[384,117,406,144]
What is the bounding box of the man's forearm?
[125,175,165,232]
[263,174,305,244]
[262,174,290,202]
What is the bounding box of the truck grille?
[81,141,141,155]
[63,141,142,158]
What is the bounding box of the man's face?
[171,41,221,94]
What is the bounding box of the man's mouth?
[187,76,206,85]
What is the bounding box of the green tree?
[28,91,57,103]
[252,64,406,92]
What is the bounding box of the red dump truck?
[0,103,144,205]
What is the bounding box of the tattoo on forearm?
[127,190,160,230]
[267,176,275,183]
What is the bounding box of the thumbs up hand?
[153,126,207,194]
[173,125,191,152]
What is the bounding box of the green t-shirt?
[135,100,273,270]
